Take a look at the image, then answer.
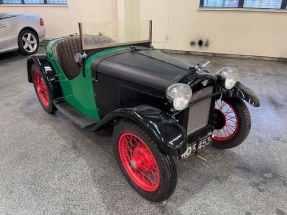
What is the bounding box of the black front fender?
[27,54,62,99]
[225,82,260,107]
[89,105,187,156]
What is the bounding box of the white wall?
[139,0,287,58]
[1,0,287,58]
[0,0,117,39]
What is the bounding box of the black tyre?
[113,121,177,202]
[212,97,251,149]
[31,64,56,114]
[18,29,39,55]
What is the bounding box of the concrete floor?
[0,45,287,215]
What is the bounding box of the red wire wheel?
[213,99,239,142]
[113,121,177,202]
[34,71,50,106]
[118,132,160,192]
[31,64,56,114]
[212,98,251,149]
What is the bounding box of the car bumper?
[37,28,46,42]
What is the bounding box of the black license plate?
[179,133,212,160]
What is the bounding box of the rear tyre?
[18,29,39,55]
[212,98,251,149]
[113,121,177,202]
[31,64,56,114]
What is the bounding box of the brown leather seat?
[52,36,82,80]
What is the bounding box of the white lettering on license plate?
[180,134,212,159]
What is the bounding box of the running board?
[54,102,98,130]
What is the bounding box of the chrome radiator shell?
[186,86,214,135]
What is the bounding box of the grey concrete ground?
[0,45,287,215]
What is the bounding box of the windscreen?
[79,20,152,50]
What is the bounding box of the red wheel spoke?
[217,130,220,137]
[123,148,131,160]
[39,85,46,92]
[35,73,40,83]
[125,139,133,156]
[127,137,133,149]
[217,130,221,137]
[226,122,236,128]
[226,125,235,133]
[226,106,232,113]
[146,174,155,185]
[150,169,159,181]
[225,110,234,115]
[136,169,144,177]
[225,115,236,120]
[218,131,223,137]
[221,102,227,109]
[223,128,229,137]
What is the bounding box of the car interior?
[52,35,82,80]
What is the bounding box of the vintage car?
[27,21,260,202]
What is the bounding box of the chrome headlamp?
[166,83,192,110]
[217,67,238,89]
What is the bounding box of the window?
[200,0,287,9]
[202,0,239,8]
[244,0,282,9]
[0,0,67,4]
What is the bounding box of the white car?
[0,13,46,55]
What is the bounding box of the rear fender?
[89,105,187,156]
[27,54,62,99]
[224,81,260,107]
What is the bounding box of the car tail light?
[40,18,44,26]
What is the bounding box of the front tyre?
[212,98,251,149]
[18,29,39,55]
[31,64,56,114]
[113,121,177,202]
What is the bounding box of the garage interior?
[0,0,287,214]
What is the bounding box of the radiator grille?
[187,86,213,135]
[120,84,165,107]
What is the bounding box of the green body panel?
[46,38,131,120]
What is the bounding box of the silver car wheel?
[22,32,38,53]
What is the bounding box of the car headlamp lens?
[217,67,238,89]
[166,84,192,110]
